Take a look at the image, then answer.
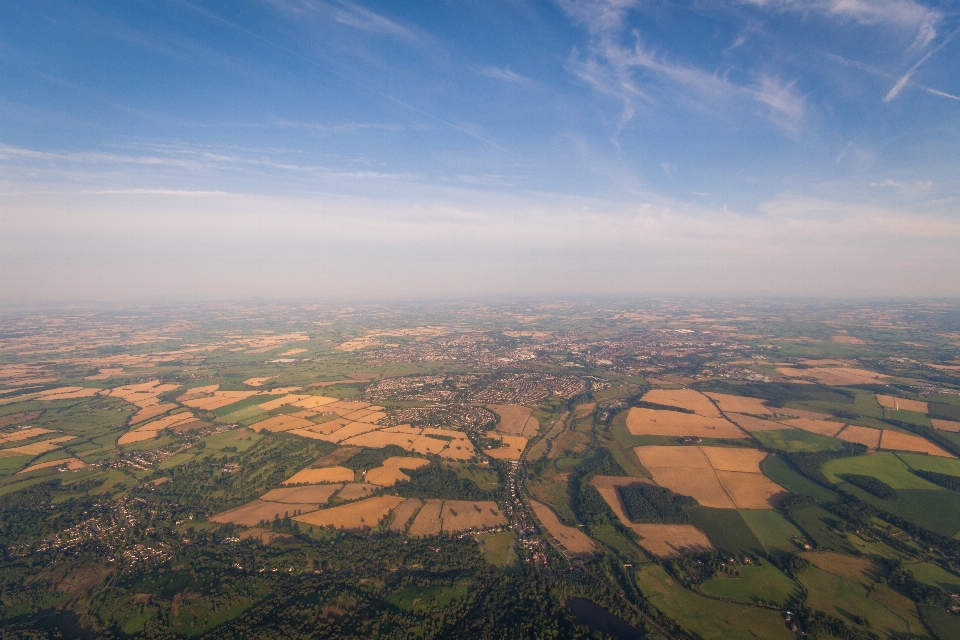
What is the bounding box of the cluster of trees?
[887,563,956,608]
[341,445,416,472]
[841,474,898,500]
[617,484,696,523]
[913,469,960,491]
[781,442,867,486]
[797,605,880,640]
[394,465,494,502]
[569,449,626,529]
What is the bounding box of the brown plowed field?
[646,467,735,508]
[388,498,423,532]
[727,413,791,432]
[880,431,955,458]
[781,418,845,437]
[529,500,596,557]
[283,466,355,485]
[408,499,444,536]
[336,483,383,502]
[932,419,960,432]
[294,495,405,531]
[704,393,773,415]
[249,415,316,433]
[643,389,722,417]
[835,425,881,449]
[441,501,507,532]
[211,500,318,527]
[635,446,712,469]
[700,447,767,473]
[483,432,527,460]
[877,395,928,413]
[260,485,342,504]
[625,408,746,439]
[365,457,430,486]
[715,471,788,509]
[488,404,538,436]
[633,524,714,558]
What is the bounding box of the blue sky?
[1,0,958,301]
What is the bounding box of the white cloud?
[475,66,535,85]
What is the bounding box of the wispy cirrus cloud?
[474,66,535,85]
[561,1,805,134]
[266,0,418,41]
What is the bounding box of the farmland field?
[634,564,794,640]
[751,428,845,452]
[700,561,801,607]
[631,523,712,558]
[687,507,765,556]
[740,510,803,553]
[529,500,596,557]
[822,452,944,489]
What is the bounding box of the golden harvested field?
[635,445,785,509]
[836,425,882,449]
[182,390,261,411]
[326,421,383,442]
[293,395,338,409]
[16,458,86,474]
[529,500,597,557]
[388,498,423,532]
[341,431,417,449]
[643,389,722,417]
[633,524,714,558]
[6,436,74,456]
[438,442,476,460]
[880,431,955,458]
[336,483,383,502]
[408,434,450,455]
[211,500,318,527]
[727,413,790,432]
[257,394,310,411]
[704,393,772,415]
[932,419,960,432]
[259,485,342,504]
[781,418,845,437]
[243,377,273,387]
[323,400,371,413]
[280,348,307,356]
[0,427,56,444]
[715,470,788,509]
[342,408,378,421]
[38,388,100,401]
[130,403,176,424]
[625,408,746,439]
[295,496,405,531]
[876,395,928,413]
[408,499,444,536]
[365,457,430,486]
[249,415,316,433]
[483,432,527,460]
[700,447,767,473]
[441,500,507,532]
[647,466,736,508]
[283,466,355,485]
[635,446,712,469]
[488,404,539,436]
[288,429,333,441]
[176,384,218,400]
[777,366,887,386]
[117,430,157,445]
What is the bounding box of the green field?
[799,565,933,639]
[687,507,765,556]
[590,523,650,565]
[752,428,845,452]
[634,564,794,640]
[843,485,960,537]
[908,562,960,593]
[475,530,516,567]
[920,605,960,640]
[822,452,944,489]
[0,454,34,475]
[761,454,839,502]
[387,581,470,612]
[786,503,859,554]
[214,394,281,418]
[700,561,802,607]
[740,510,803,553]
[896,452,960,476]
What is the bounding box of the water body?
[565,597,645,639]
